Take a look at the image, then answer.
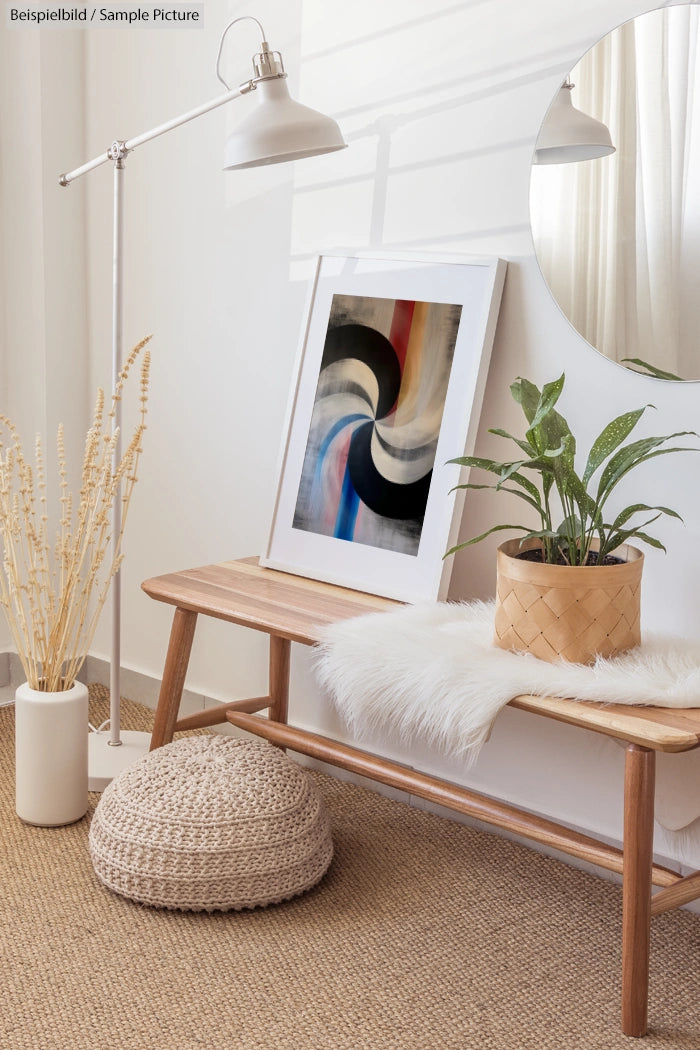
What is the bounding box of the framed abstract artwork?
[262,253,506,602]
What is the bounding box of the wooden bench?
[142,556,700,1039]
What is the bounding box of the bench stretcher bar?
[226,710,680,891]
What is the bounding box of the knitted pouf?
[89,735,333,911]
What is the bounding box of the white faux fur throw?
[314,601,700,767]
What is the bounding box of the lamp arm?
[59,16,287,187]
[59,80,255,186]
[126,81,255,153]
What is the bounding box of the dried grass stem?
[0,336,151,691]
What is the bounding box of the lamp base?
[88,729,151,792]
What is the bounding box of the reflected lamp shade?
[224,77,347,169]
[534,84,615,164]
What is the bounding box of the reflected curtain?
[530,6,700,378]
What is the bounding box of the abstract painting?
[292,294,462,555]
[263,254,506,602]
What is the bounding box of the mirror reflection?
[530,4,700,381]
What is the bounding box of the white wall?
[4,0,700,865]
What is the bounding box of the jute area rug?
[1,686,699,1050]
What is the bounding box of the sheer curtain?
[0,26,50,429]
[531,5,700,378]
[0,25,89,473]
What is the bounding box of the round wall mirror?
[530,3,700,382]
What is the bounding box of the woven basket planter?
[494,537,643,664]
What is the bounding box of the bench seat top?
[142,558,700,755]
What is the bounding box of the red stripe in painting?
[386,300,415,418]
[389,300,415,373]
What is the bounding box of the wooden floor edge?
[226,712,678,888]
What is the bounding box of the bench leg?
[268,637,290,751]
[268,636,290,725]
[622,743,656,1037]
[150,607,198,750]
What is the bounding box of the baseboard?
[0,651,89,691]
[0,651,9,687]
[84,654,207,722]
[0,649,237,728]
[0,652,36,705]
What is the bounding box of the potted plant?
[446,373,697,663]
[0,337,150,825]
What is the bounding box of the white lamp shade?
[534,85,615,164]
[224,78,347,169]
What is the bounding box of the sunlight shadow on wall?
[285,0,606,284]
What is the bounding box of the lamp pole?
[110,151,124,751]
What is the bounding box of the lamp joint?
[109,140,129,165]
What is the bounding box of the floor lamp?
[59,16,346,790]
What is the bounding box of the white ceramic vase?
[15,680,89,826]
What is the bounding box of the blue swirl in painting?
[293,294,462,555]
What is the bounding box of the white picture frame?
[262,253,506,602]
